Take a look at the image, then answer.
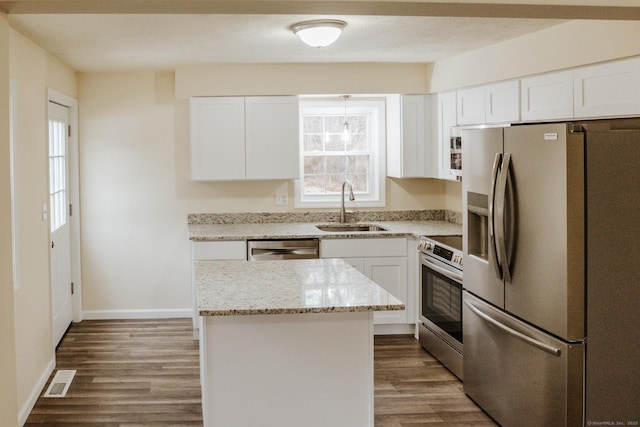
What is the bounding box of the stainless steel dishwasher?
[247,239,320,261]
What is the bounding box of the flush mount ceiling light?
[290,19,347,48]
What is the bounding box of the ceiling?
[7,13,567,71]
[4,0,638,73]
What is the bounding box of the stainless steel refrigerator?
[461,120,640,426]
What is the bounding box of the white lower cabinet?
[321,238,409,327]
[191,241,246,330]
[366,257,407,324]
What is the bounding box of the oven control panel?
[418,236,464,269]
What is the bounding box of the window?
[48,115,67,232]
[295,96,386,208]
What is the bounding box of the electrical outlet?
[275,193,288,206]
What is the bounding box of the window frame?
[295,96,386,209]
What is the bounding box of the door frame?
[48,88,82,324]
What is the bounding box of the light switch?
[42,203,48,221]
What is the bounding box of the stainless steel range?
[417,235,464,380]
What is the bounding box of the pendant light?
[290,19,347,48]
[340,95,351,143]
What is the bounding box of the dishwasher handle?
[247,239,320,261]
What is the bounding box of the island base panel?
[200,312,374,427]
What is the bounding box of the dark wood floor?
[26,319,496,426]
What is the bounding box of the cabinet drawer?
[363,238,406,257]
[321,239,363,258]
[321,238,406,258]
[192,241,246,260]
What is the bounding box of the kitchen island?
[195,258,404,427]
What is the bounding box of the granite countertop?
[188,220,461,241]
[195,258,405,316]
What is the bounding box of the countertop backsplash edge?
[188,209,462,225]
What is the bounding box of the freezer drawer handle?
[464,299,561,356]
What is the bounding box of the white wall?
[77,68,447,314]
[0,14,20,427]
[430,20,640,92]
[175,63,430,97]
[8,27,77,425]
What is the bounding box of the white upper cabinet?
[190,97,246,181]
[485,80,520,124]
[387,94,436,178]
[456,86,486,125]
[520,70,574,122]
[573,57,640,118]
[437,91,458,181]
[245,97,300,180]
[190,96,299,181]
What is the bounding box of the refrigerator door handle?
[464,299,561,356]
[495,153,512,283]
[488,153,503,280]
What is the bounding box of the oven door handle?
[421,256,463,283]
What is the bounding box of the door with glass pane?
[49,101,72,347]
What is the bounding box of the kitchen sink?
[315,224,388,232]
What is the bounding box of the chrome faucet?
[340,179,355,223]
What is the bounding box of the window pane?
[304,175,325,194]
[325,156,347,175]
[348,133,368,151]
[303,134,323,152]
[326,174,349,193]
[304,156,325,174]
[325,137,345,152]
[350,174,369,192]
[303,116,323,133]
[325,116,343,133]
[348,155,370,174]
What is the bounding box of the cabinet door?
[485,80,520,124]
[574,57,640,118]
[399,95,426,177]
[367,257,408,324]
[521,70,574,121]
[190,97,245,181]
[437,91,458,181]
[457,86,485,125]
[245,96,299,180]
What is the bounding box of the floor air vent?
[44,369,76,398]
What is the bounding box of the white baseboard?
[373,323,415,335]
[19,357,55,426]
[82,308,192,320]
